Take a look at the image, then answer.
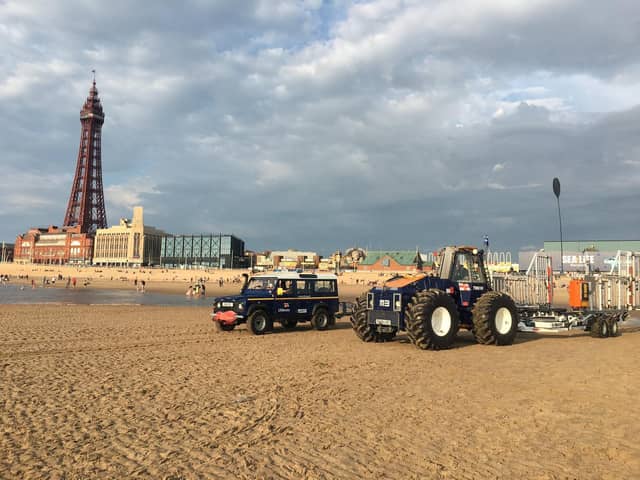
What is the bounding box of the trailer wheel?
[472,292,519,345]
[312,308,330,331]
[281,318,297,329]
[352,293,376,342]
[248,310,271,335]
[608,316,620,337]
[405,289,459,350]
[590,316,609,338]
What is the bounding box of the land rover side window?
[247,277,275,290]
[313,280,336,294]
[295,280,310,295]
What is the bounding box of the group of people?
[133,278,146,292]
[186,282,206,297]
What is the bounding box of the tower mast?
[63,72,107,232]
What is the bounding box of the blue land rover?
[211,272,339,334]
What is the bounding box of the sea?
[0,284,210,306]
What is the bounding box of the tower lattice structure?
[63,79,107,233]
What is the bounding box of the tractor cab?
[436,246,488,284]
[435,246,490,312]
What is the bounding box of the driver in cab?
[277,280,294,296]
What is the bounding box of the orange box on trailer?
[568,279,589,309]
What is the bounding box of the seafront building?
[520,240,640,272]
[14,226,94,265]
[160,234,245,269]
[92,207,165,266]
[356,250,424,272]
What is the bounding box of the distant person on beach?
[66,277,71,288]
[134,278,138,291]
[31,279,35,289]
[140,280,146,293]
[72,277,76,288]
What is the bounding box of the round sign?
[552,177,561,198]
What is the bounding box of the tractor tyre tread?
[472,291,518,346]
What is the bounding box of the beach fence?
[491,251,553,307]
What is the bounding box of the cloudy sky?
[1,0,639,255]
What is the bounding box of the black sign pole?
[553,178,564,274]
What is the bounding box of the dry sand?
[2,304,640,479]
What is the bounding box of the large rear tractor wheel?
[248,310,271,335]
[405,289,459,350]
[590,315,609,338]
[352,293,376,342]
[472,292,519,345]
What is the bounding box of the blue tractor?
[351,246,519,350]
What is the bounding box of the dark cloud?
[1,0,639,256]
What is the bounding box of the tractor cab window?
[452,253,486,283]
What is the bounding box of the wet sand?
[2,304,640,479]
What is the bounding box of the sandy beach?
[2,302,640,479]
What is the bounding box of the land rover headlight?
[237,303,244,311]
[216,301,221,309]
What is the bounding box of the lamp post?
[552,177,564,274]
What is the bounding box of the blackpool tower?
[63,75,107,233]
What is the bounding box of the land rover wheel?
[352,293,376,342]
[472,292,518,345]
[312,309,330,331]
[248,310,270,335]
[405,289,459,350]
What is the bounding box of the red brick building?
[14,225,93,265]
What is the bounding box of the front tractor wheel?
[248,310,271,335]
[352,293,376,342]
[472,292,518,345]
[220,323,236,332]
[405,289,459,350]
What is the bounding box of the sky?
[1,0,639,256]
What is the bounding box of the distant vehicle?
[211,272,339,334]
[351,246,519,350]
